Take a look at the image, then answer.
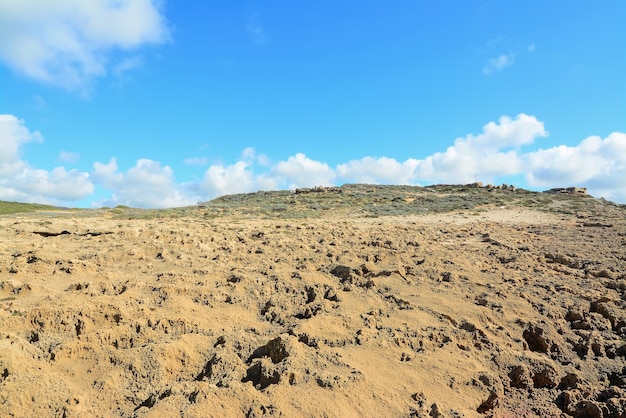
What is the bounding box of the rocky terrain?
[1,184,625,417]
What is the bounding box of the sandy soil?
[1,204,625,417]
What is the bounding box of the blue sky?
[1,1,625,208]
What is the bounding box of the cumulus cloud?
[0,0,169,93]
[189,153,335,202]
[0,114,93,205]
[197,161,257,198]
[524,132,626,201]
[415,114,547,184]
[268,153,336,189]
[11,167,93,202]
[91,158,197,208]
[88,127,625,207]
[336,156,419,184]
[0,114,42,176]
[483,53,515,75]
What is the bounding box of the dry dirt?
[1,186,626,417]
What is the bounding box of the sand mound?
[1,186,625,417]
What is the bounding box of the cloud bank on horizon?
[1,1,625,208]
[2,113,625,208]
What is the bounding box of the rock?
[249,335,292,364]
[590,300,625,331]
[571,401,603,418]
[532,366,559,388]
[477,392,499,413]
[559,372,580,390]
[429,403,443,418]
[608,367,626,388]
[523,324,554,354]
[545,187,588,195]
[243,358,281,390]
[509,365,532,389]
[330,265,352,280]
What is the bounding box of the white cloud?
[91,158,196,208]
[414,114,547,184]
[0,0,169,93]
[0,114,93,205]
[82,120,626,206]
[241,147,271,166]
[189,153,335,200]
[11,167,93,202]
[528,43,535,52]
[336,156,420,184]
[269,153,336,189]
[59,151,80,163]
[198,161,257,198]
[241,147,256,160]
[0,114,42,176]
[483,53,515,75]
[92,158,121,185]
[257,154,271,167]
[524,132,626,201]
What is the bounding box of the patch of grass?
[0,201,68,215]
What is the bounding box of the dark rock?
[532,367,558,388]
[509,365,532,388]
[330,265,352,280]
[523,324,552,354]
[429,403,443,418]
[571,401,603,418]
[476,392,499,413]
[243,360,281,390]
[608,367,626,388]
[559,372,581,390]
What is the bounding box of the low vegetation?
[0,201,70,215]
[1,184,623,220]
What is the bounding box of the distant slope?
[3,184,624,218]
[199,184,625,220]
[0,201,69,215]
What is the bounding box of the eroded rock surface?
[1,193,625,417]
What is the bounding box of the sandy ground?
[1,205,625,417]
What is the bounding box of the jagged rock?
[559,372,581,390]
[477,392,499,413]
[330,265,352,280]
[509,365,532,389]
[523,323,556,354]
